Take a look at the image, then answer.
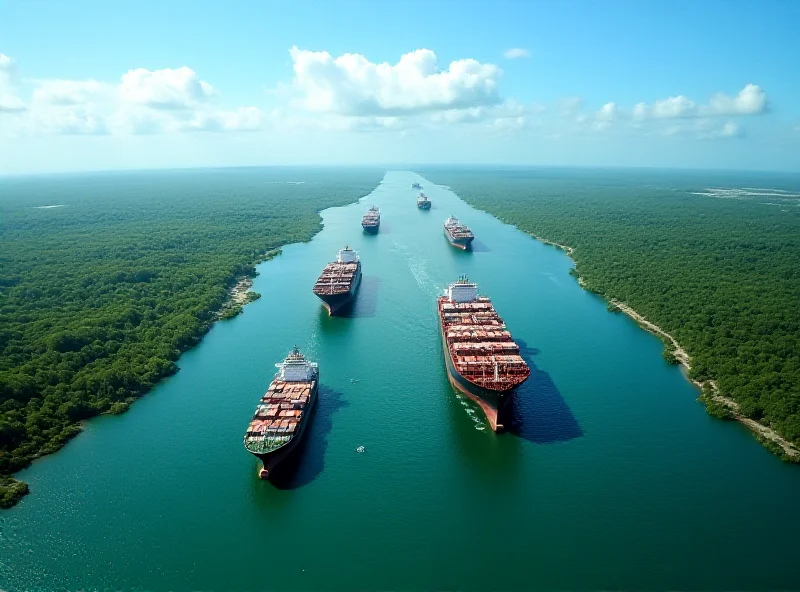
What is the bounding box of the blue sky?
[1,0,798,174]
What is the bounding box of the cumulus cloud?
[661,119,742,140]
[32,79,113,105]
[0,54,26,113]
[503,48,530,59]
[289,46,502,116]
[29,105,109,135]
[633,84,767,120]
[119,67,216,110]
[178,106,263,133]
[3,57,261,135]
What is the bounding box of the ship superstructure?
[244,346,319,479]
[362,206,381,234]
[443,216,474,250]
[417,192,431,210]
[312,246,362,315]
[437,276,530,431]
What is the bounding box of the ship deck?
[445,226,474,239]
[313,262,359,295]
[438,297,530,391]
[244,378,316,454]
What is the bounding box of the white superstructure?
[336,245,359,264]
[445,275,479,303]
[276,346,319,382]
[445,216,460,227]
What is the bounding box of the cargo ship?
[437,276,530,432]
[244,346,319,479]
[417,192,431,210]
[443,216,474,250]
[362,206,380,234]
[412,182,422,190]
[312,246,362,315]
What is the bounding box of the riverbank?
[1,169,386,510]
[534,235,800,462]
[217,276,261,320]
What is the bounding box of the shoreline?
[532,234,800,462]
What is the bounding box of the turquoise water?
[2,171,799,591]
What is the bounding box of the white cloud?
[0,54,26,113]
[431,99,526,126]
[632,84,767,120]
[706,84,767,116]
[661,119,742,140]
[699,120,741,139]
[29,105,108,135]
[503,48,530,59]
[119,67,216,110]
[289,46,502,116]
[32,79,113,105]
[178,107,263,133]
[2,57,260,136]
[595,102,618,122]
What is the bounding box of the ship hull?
[444,230,474,250]
[438,323,510,432]
[418,202,431,210]
[316,267,362,315]
[250,380,319,479]
[362,223,380,234]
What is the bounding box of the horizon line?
[2,162,800,179]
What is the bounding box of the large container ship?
[437,276,530,432]
[443,216,475,250]
[244,346,319,479]
[417,192,431,210]
[312,246,362,315]
[361,206,381,234]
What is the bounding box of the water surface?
[2,171,799,591]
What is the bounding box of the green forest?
[421,166,800,458]
[0,167,382,508]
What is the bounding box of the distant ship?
[362,206,380,234]
[244,346,319,479]
[443,216,474,250]
[437,277,530,432]
[417,192,431,210]
[312,246,362,315]
[412,182,422,190]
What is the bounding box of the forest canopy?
[0,167,383,507]
[420,166,800,455]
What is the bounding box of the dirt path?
[533,234,800,461]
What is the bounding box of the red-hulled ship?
[244,346,319,479]
[437,276,530,431]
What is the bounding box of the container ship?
[244,346,319,479]
[437,276,530,432]
[361,206,381,234]
[443,216,474,250]
[312,246,362,315]
[412,182,422,190]
[417,192,431,210]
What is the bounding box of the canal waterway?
[2,171,800,591]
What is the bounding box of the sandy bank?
[532,234,800,461]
